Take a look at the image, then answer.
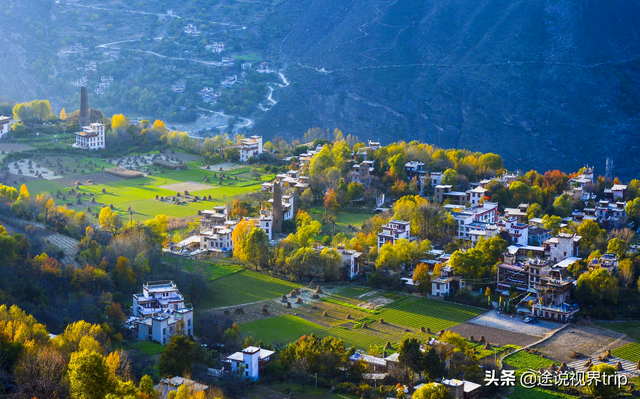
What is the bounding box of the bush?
[335,382,358,394]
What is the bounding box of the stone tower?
[80,86,89,127]
[272,181,283,234]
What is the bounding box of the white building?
[543,233,581,263]
[199,225,235,255]
[225,346,274,379]
[378,220,415,249]
[0,116,11,138]
[497,217,529,246]
[450,202,499,240]
[239,135,263,162]
[75,123,105,150]
[130,281,194,345]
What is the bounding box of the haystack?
[379,319,385,324]
[322,311,329,317]
[469,336,475,342]
[101,188,106,194]
[289,290,297,299]
[234,308,244,315]
[478,336,486,344]
[384,342,393,350]
[315,286,323,294]
[223,310,230,316]
[584,358,592,367]
[311,294,320,299]
[420,327,426,333]
[346,314,352,320]
[616,361,624,371]
[361,322,368,329]
[296,298,303,304]
[559,363,568,372]
[261,308,270,315]
[286,302,292,308]
[281,295,288,303]
[484,343,492,350]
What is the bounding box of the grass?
[596,320,640,341]
[240,315,324,346]
[201,270,300,308]
[162,257,243,280]
[611,342,640,362]
[503,351,559,371]
[320,298,377,314]
[510,385,578,399]
[470,342,519,359]
[297,301,372,327]
[308,208,374,236]
[334,286,374,300]
[375,296,485,332]
[22,179,66,195]
[126,340,165,355]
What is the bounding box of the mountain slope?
[256,0,640,177]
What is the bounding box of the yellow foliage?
[232,219,253,258]
[151,119,167,133]
[60,108,67,120]
[111,114,129,130]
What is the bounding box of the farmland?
[308,207,374,237]
[240,315,324,346]
[611,342,640,362]
[162,257,242,280]
[595,321,640,341]
[201,270,301,308]
[14,154,266,222]
[503,351,559,371]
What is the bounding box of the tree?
[68,350,114,399]
[542,215,562,235]
[478,153,503,171]
[577,219,604,253]
[583,363,621,399]
[18,184,30,201]
[449,249,486,280]
[159,334,200,377]
[552,194,572,217]
[324,189,340,211]
[626,198,640,225]
[442,169,458,189]
[138,375,157,399]
[606,238,627,258]
[576,268,619,306]
[319,247,342,280]
[413,383,451,399]
[618,259,635,290]
[412,263,431,295]
[475,236,508,266]
[144,214,168,244]
[300,187,314,209]
[398,338,424,381]
[389,153,407,180]
[526,203,543,220]
[60,108,67,120]
[243,228,270,270]
[111,114,129,130]
[99,207,122,236]
[14,346,67,399]
[232,219,253,259]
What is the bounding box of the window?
[163,328,166,335]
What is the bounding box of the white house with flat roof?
[378,220,415,249]
[0,116,11,138]
[130,281,193,344]
[239,135,263,162]
[75,122,105,149]
[225,346,275,379]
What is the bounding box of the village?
[0,102,639,399]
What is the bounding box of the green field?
[24,164,264,221]
[375,296,485,332]
[503,351,558,370]
[611,342,640,362]
[241,315,324,346]
[126,340,165,355]
[596,321,640,341]
[510,385,578,399]
[309,208,374,236]
[162,257,243,280]
[316,325,411,350]
[201,270,301,308]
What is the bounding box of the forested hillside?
[1,0,640,176]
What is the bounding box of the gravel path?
[467,310,562,337]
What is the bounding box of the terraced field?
[503,351,559,370]
[241,315,324,346]
[611,342,640,362]
[201,270,301,308]
[376,296,486,331]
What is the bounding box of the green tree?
[625,198,640,225]
[618,259,635,290]
[389,153,407,180]
[606,238,627,258]
[478,153,503,171]
[68,350,114,399]
[319,247,342,280]
[243,227,270,270]
[583,363,620,399]
[576,268,619,306]
[449,249,486,280]
[138,375,157,399]
[398,337,424,381]
[475,236,508,267]
[413,383,451,399]
[577,219,604,253]
[552,194,572,217]
[526,203,543,220]
[542,215,562,235]
[442,169,459,189]
[159,334,200,377]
